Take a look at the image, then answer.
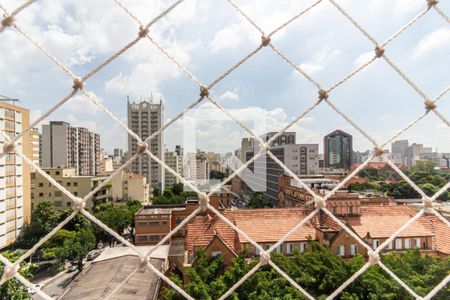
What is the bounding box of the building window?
[67,182,72,187]
[161,220,168,225]
[395,239,402,249]
[348,205,353,214]
[414,238,421,248]
[55,171,60,176]
[39,193,44,197]
[149,221,159,226]
[211,251,222,258]
[73,182,78,187]
[372,239,380,249]
[38,182,44,187]
[387,240,393,250]
[337,245,345,256]
[74,192,78,196]
[67,202,71,207]
[350,244,358,256]
[149,235,159,242]
[300,242,307,253]
[264,244,271,251]
[137,235,148,242]
[404,238,411,249]
[286,243,293,254]
[137,221,147,227]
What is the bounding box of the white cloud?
[354,50,374,67]
[218,89,240,101]
[412,27,450,58]
[300,48,342,75]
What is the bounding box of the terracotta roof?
[418,215,450,255]
[224,208,316,243]
[348,206,433,239]
[186,215,237,253]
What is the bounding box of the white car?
[27,283,44,295]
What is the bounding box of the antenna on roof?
[0,94,20,106]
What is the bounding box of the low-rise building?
[31,167,110,210]
[111,170,150,204]
[134,194,231,246]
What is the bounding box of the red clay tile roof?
[224,208,316,243]
[348,206,433,239]
[418,215,450,255]
[186,215,237,253]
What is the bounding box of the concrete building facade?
[127,98,164,189]
[31,168,109,210]
[111,170,150,204]
[42,121,100,176]
[164,149,182,188]
[0,102,31,248]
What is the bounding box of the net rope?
[0,0,448,299]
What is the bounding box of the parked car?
[27,283,44,295]
[67,264,77,272]
[86,250,101,261]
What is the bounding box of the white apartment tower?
[127,97,164,189]
[0,102,31,248]
[42,121,101,176]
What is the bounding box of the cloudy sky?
[0,0,449,154]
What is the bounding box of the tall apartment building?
[244,132,319,204]
[324,129,353,170]
[0,102,31,248]
[165,149,182,188]
[41,121,100,176]
[391,140,409,165]
[127,98,164,189]
[184,152,210,185]
[30,127,40,169]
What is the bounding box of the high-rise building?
[164,149,183,188]
[30,127,40,169]
[244,132,319,204]
[240,137,254,162]
[324,130,352,170]
[127,97,164,189]
[113,148,123,158]
[0,102,31,248]
[391,140,409,165]
[41,121,101,176]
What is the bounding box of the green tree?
[16,201,60,248]
[246,192,273,208]
[171,183,184,196]
[409,161,436,174]
[94,203,131,246]
[55,227,96,271]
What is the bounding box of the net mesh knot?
[73,197,86,210]
[139,256,147,269]
[258,142,270,155]
[422,197,433,210]
[427,0,439,8]
[2,141,16,153]
[261,36,271,47]
[374,147,384,157]
[424,100,436,111]
[137,142,148,155]
[368,250,380,265]
[314,196,326,209]
[1,15,14,27]
[318,89,329,101]
[1,264,19,282]
[374,46,385,58]
[198,192,209,212]
[199,86,209,98]
[260,251,270,265]
[72,77,84,90]
[138,26,149,38]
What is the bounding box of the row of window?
[136,220,168,227]
[256,242,308,255]
[136,234,161,242]
[337,238,423,257]
[33,191,78,198]
[37,181,79,187]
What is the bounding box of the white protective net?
[0,0,449,299]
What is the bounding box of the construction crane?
[0,94,20,106]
